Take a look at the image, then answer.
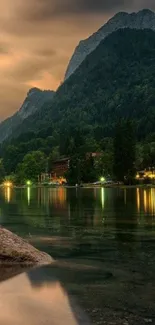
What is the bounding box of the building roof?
[53,157,69,164]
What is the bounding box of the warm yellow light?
[136,174,140,179]
[136,188,140,212]
[6,187,11,203]
[3,181,13,187]
[148,174,155,179]
[144,190,147,213]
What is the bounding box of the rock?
[19,88,55,120]
[0,88,55,143]
[65,9,155,80]
[0,227,53,265]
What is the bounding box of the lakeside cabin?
[39,158,70,184]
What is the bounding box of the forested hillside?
[2,28,155,172]
[65,9,155,79]
[0,88,55,143]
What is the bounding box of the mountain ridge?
[1,9,155,145]
[65,8,155,79]
[6,28,155,146]
[0,88,54,143]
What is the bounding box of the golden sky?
[0,0,155,120]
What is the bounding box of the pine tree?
[113,119,136,183]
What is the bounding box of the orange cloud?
[0,0,154,119]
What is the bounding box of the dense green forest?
[1,28,155,180]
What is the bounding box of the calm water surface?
[1,187,155,242]
[1,187,155,324]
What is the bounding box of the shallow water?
[0,266,91,325]
[1,187,155,324]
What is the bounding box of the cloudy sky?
[0,0,155,120]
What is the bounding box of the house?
[86,152,102,159]
[51,158,70,183]
[136,168,155,180]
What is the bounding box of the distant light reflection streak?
[27,187,31,205]
[137,188,140,213]
[101,188,105,209]
[144,190,147,213]
[6,187,11,203]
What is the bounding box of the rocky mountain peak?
[138,8,154,15]
[110,11,129,20]
[65,9,155,80]
[19,88,54,119]
[27,87,41,96]
[0,87,55,143]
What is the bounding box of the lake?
[0,186,155,324]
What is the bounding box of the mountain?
[5,28,155,156]
[2,8,155,145]
[18,88,55,119]
[65,9,155,79]
[0,88,54,143]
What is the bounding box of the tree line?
[0,119,155,185]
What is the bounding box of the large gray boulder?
[0,227,53,265]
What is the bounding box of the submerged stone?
[0,227,53,265]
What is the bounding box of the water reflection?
[0,267,90,325]
[136,188,140,213]
[37,187,67,207]
[144,189,147,213]
[3,186,155,218]
[136,188,155,215]
[27,186,31,205]
[1,187,155,324]
[1,186,155,252]
[4,187,11,203]
[101,187,105,209]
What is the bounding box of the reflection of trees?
[65,188,107,235]
[0,188,49,237]
[3,187,155,260]
[114,189,138,247]
[0,187,109,258]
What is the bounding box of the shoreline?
[10,184,155,189]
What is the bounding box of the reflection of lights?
[144,190,147,213]
[48,187,67,207]
[137,188,140,212]
[101,187,105,209]
[136,188,155,215]
[7,187,11,203]
[151,189,155,214]
[27,187,31,205]
[5,187,11,203]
